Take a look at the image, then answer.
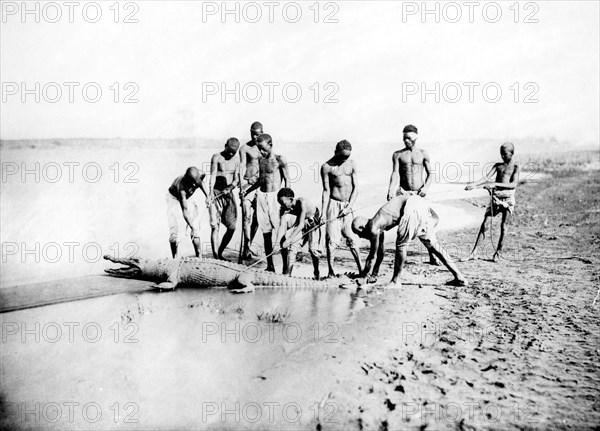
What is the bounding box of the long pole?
[241,213,342,272]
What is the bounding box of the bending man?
[352,195,467,287]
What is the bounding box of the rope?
[236,198,390,273]
[214,190,480,272]
[489,189,495,250]
[234,194,454,273]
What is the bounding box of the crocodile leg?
[230,272,256,293]
[154,263,180,290]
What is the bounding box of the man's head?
[351,216,371,239]
[334,140,352,161]
[183,166,202,187]
[223,138,240,158]
[256,134,273,157]
[403,124,418,149]
[277,187,295,210]
[500,142,515,163]
[250,121,263,143]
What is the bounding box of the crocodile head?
[103,255,149,278]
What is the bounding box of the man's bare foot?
[428,258,441,266]
[266,266,276,273]
[327,270,337,278]
[217,255,228,261]
[492,252,502,262]
[313,273,320,280]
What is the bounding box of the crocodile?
[103,255,357,292]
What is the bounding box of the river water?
[1,281,365,429]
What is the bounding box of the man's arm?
[465,164,498,190]
[283,201,307,248]
[245,179,260,195]
[178,191,196,228]
[419,150,433,197]
[274,216,288,247]
[239,147,248,186]
[198,174,209,198]
[208,154,219,202]
[226,160,240,191]
[387,153,400,201]
[341,160,358,216]
[320,164,331,218]
[278,155,289,189]
[237,158,244,198]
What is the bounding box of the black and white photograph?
[1,1,599,429]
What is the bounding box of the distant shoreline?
[2,137,598,155]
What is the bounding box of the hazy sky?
[1,1,599,145]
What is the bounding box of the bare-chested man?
[208,138,240,260]
[387,124,437,265]
[321,140,362,277]
[464,142,520,262]
[239,121,263,259]
[166,166,208,258]
[244,134,289,272]
[352,195,468,287]
[274,188,322,278]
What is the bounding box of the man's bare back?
[289,197,318,220]
[352,195,466,287]
[366,195,410,234]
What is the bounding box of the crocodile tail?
[251,270,345,289]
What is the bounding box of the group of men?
[167,122,519,287]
